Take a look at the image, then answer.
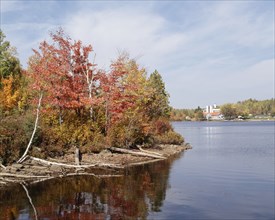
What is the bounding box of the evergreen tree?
[148,70,171,119]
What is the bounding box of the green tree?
[221,104,237,120]
[0,30,21,86]
[147,70,171,119]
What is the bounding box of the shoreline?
[171,119,275,122]
[0,144,192,188]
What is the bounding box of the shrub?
[154,130,184,145]
[152,118,172,135]
[0,112,37,164]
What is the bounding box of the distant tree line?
[170,106,204,121]
[220,98,275,120]
[170,98,275,121]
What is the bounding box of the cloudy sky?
[1,0,274,108]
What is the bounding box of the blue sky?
[1,0,274,108]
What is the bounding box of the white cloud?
[0,1,25,13]
[169,59,274,108]
[1,1,273,108]
[64,7,187,70]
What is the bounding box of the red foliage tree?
[28,29,99,121]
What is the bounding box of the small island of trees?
[0,29,184,166]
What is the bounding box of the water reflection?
[0,154,182,220]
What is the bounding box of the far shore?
[171,119,275,122]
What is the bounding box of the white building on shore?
[203,104,223,120]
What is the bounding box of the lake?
[0,121,274,219]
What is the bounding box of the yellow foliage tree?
[0,76,19,111]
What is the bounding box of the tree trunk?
[17,93,43,163]
[75,147,81,165]
[59,108,63,125]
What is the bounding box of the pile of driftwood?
[0,146,174,187]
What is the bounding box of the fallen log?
[65,172,123,178]
[137,146,164,157]
[0,177,17,182]
[125,158,163,167]
[29,156,123,169]
[109,147,166,159]
[0,163,6,169]
[0,173,49,178]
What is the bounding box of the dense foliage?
[170,106,204,121]
[0,29,183,164]
[220,98,275,120]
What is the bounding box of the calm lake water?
[0,121,274,219]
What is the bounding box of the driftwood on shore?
[109,147,167,159]
[0,163,6,169]
[0,144,191,188]
[29,156,123,169]
[0,173,49,178]
[137,146,163,156]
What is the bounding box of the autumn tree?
[0,30,23,113]
[26,29,102,155]
[28,29,101,121]
[100,54,150,147]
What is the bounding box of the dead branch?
[109,147,167,159]
[0,177,17,182]
[137,146,164,157]
[28,176,56,184]
[65,172,123,178]
[29,156,123,169]
[0,163,6,169]
[0,173,49,178]
[125,158,164,167]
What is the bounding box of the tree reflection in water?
[0,154,183,220]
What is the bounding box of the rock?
[184,143,192,150]
[12,163,24,169]
[49,165,63,172]
[99,149,112,156]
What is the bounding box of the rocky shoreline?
[0,144,192,187]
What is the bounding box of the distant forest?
[170,98,275,121]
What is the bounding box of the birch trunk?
[75,147,80,165]
[17,93,43,163]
